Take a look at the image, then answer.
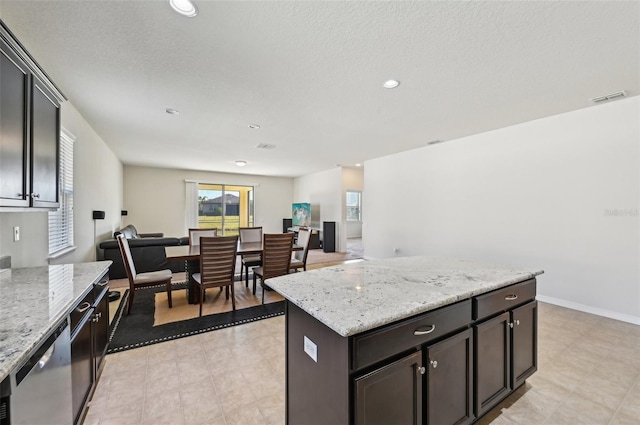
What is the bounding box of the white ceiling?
[0,1,638,178]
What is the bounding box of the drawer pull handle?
[414,325,436,336]
[97,279,109,287]
[505,294,518,301]
[76,302,91,313]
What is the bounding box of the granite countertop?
[267,256,544,337]
[0,261,111,382]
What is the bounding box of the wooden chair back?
[239,226,262,243]
[262,233,294,279]
[293,228,311,264]
[198,236,238,288]
[116,233,137,282]
[189,228,217,246]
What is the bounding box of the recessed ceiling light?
[248,124,261,129]
[355,163,362,167]
[169,0,198,17]
[383,80,400,89]
[235,160,247,167]
[165,108,180,115]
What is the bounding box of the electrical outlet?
[13,226,20,242]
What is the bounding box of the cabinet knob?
[515,319,520,326]
[430,360,438,369]
[31,193,40,199]
[417,366,426,375]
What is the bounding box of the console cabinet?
[0,21,62,209]
[70,274,110,425]
[285,278,537,425]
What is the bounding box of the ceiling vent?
[426,139,445,146]
[590,91,627,103]
[256,143,277,149]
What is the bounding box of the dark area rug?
[107,282,284,353]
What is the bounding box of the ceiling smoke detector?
[589,91,627,103]
[235,160,247,167]
[248,124,261,129]
[256,143,277,149]
[383,80,400,89]
[165,108,180,115]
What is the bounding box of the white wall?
[293,168,344,251]
[0,102,123,267]
[343,166,364,239]
[123,166,293,237]
[365,96,639,324]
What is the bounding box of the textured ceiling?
[0,1,638,177]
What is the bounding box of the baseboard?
[536,294,640,325]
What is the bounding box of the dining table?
[166,240,302,304]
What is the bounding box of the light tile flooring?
[84,302,639,425]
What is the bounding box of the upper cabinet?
[0,20,64,209]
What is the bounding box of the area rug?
[108,282,284,353]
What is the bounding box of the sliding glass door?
[197,183,254,235]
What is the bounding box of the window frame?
[48,128,75,258]
[346,190,362,222]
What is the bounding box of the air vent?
[590,91,627,103]
[256,143,277,149]
[427,140,445,146]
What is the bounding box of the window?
[48,129,74,256]
[197,183,254,235]
[346,191,362,221]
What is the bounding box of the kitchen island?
[0,261,111,425]
[267,256,544,425]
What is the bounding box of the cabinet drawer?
[70,289,94,334]
[93,277,109,302]
[352,300,472,371]
[473,279,536,321]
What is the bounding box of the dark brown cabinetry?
[70,275,110,425]
[355,351,423,425]
[0,37,29,207]
[426,328,474,425]
[473,279,538,418]
[285,278,537,425]
[29,76,60,207]
[0,21,63,209]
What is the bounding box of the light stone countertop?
[267,256,543,337]
[0,261,111,383]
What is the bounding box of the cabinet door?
[30,76,59,207]
[0,38,29,207]
[512,301,537,389]
[474,311,511,417]
[93,285,110,374]
[354,350,422,425]
[426,328,474,425]
[71,313,94,425]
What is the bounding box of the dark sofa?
[98,224,188,279]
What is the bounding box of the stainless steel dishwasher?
[9,318,73,425]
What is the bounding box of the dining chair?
[116,233,173,314]
[290,227,311,272]
[188,227,217,246]
[239,226,263,287]
[253,233,294,303]
[191,235,238,317]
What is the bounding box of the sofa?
[98,224,188,279]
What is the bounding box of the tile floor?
[84,302,639,425]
